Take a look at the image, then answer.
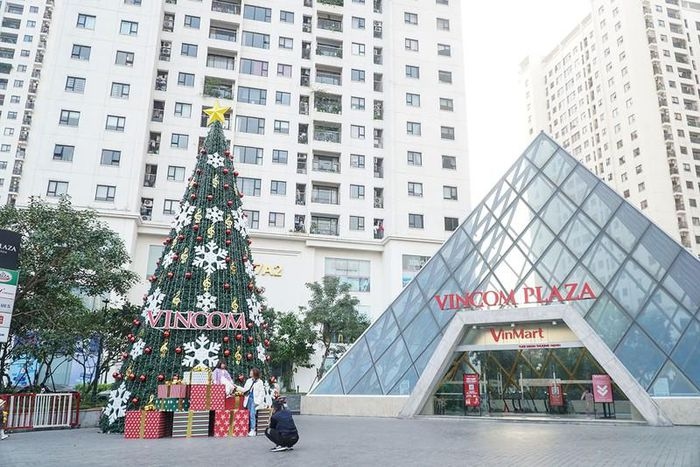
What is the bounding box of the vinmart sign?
[465,324,581,351]
[434,282,596,311]
[0,229,21,344]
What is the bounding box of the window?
[184,15,200,29]
[105,115,126,131]
[243,5,272,22]
[0,145,10,153]
[407,121,421,136]
[181,43,198,57]
[240,58,268,76]
[352,17,365,29]
[324,258,370,292]
[635,164,643,174]
[234,145,263,165]
[406,65,420,78]
[100,149,121,166]
[115,50,134,66]
[279,37,293,49]
[405,93,421,107]
[76,14,96,30]
[53,144,74,162]
[350,154,365,168]
[312,185,339,204]
[167,166,186,182]
[120,20,138,35]
[3,128,13,136]
[272,149,288,164]
[407,151,422,166]
[408,182,423,197]
[638,182,645,192]
[405,38,419,51]
[441,126,455,140]
[46,180,68,197]
[404,12,418,24]
[409,213,424,229]
[238,177,262,196]
[237,86,267,105]
[438,43,451,56]
[242,31,270,49]
[270,180,287,195]
[110,82,130,99]
[442,155,456,169]
[95,185,116,202]
[243,210,260,229]
[351,97,365,110]
[439,70,453,83]
[444,217,459,231]
[443,185,458,200]
[352,42,365,56]
[351,69,365,82]
[280,11,294,23]
[59,110,80,127]
[268,212,285,228]
[274,120,290,134]
[163,199,178,215]
[350,184,365,199]
[351,125,365,139]
[640,200,648,209]
[65,76,86,93]
[440,98,454,111]
[436,18,450,30]
[171,133,189,149]
[236,116,265,134]
[277,64,292,77]
[275,91,291,105]
[71,44,91,60]
[177,72,195,87]
[349,216,365,231]
[690,199,698,208]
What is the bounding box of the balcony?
[373,52,383,65]
[155,73,168,91]
[315,94,342,114]
[316,70,341,86]
[296,185,306,205]
[318,17,342,33]
[373,21,382,39]
[373,0,382,13]
[374,189,384,208]
[151,108,164,123]
[204,77,233,99]
[314,127,341,144]
[148,133,161,154]
[299,96,310,115]
[302,42,311,59]
[316,43,343,58]
[373,219,384,239]
[374,158,383,178]
[143,173,157,187]
[373,101,383,120]
[159,42,171,61]
[163,14,175,32]
[318,0,343,5]
[311,185,339,205]
[312,155,340,173]
[207,54,235,70]
[209,26,237,42]
[211,0,241,15]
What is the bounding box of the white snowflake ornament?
[196,291,218,312]
[244,260,255,277]
[104,382,131,424]
[207,152,225,168]
[206,206,224,224]
[256,342,267,363]
[232,211,249,239]
[247,296,263,326]
[142,287,165,317]
[171,201,196,231]
[161,251,177,269]
[192,240,227,274]
[129,339,146,359]
[182,333,222,368]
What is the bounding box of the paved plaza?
[1,415,699,467]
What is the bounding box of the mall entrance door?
[430,322,630,419]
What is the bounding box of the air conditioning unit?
[142,199,153,207]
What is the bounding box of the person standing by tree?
[236,367,265,437]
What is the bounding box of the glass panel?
[501,197,535,240]
[414,334,441,374]
[582,183,622,227]
[416,255,450,294]
[524,135,557,167]
[312,366,344,394]
[637,288,691,354]
[537,241,577,283]
[671,319,700,389]
[364,309,399,361]
[374,336,412,393]
[402,311,439,361]
[542,149,575,184]
[388,365,419,395]
[492,243,531,291]
[521,174,555,213]
[477,223,510,265]
[563,264,603,316]
[560,165,597,205]
[392,283,426,330]
[539,192,575,234]
[504,157,538,191]
[348,366,383,394]
[650,361,700,396]
[462,205,495,244]
[609,260,654,318]
[453,250,489,291]
[615,325,665,389]
[663,253,700,314]
[518,218,555,263]
[440,226,473,264]
[429,277,460,329]
[585,295,631,349]
[582,234,625,284]
[632,224,680,280]
[605,203,649,252]
[559,211,598,258]
[337,337,373,392]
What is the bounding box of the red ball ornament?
[173,253,179,261]
[200,148,207,155]
[163,330,171,338]
[225,256,231,263]
[167,271,174,279]
[133,319,141,327]
[247,282,254,291]
[265,355,271,362]
[192,182,199,188]
[207,194,213,201]
[247,321,254,330]
[121,351,128,360]
[139,374,147,382]
[264,339,270,348]
[242,255,248,262]
[196,168,202,174]
[223,168,229,175]
[235,333,243,342]
[246,336,254,344]
[112,371,119,379]
[239,192,244,198]
[224,349,231,357]
[270,376,277,384]
[234,171,240,177]
[247,239,253,245]
[129,336,136,343]
[190,193,197,200]
[227,200,233,207]
[223,335,230,343]
[131,397,139,405]
[148,275,157,282]
[225,239,231,246]
[157,374,165,382]
[192,224,200,231]
[261,322,269,330]
[223,183,230,190]
[196,236,203,242]
[178,234,185,241]
[185,272,192,279]
[144,346,152,355]
[175,346,182,354]
[223,283,231,291]
[226,229,232,235]
[128,373,136,381]
[246,352,253,361]
[163,238,172,245]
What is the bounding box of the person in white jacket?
[235,367,265,437]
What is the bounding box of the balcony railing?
[318,0,343,5]
[312,159,340,172]
[314,129,341,143]
[152,109,164,122]
[318,18,342,32]
[204,84,233,99]
[143,174,157,187]
[315,98,342,114]
[316,44,342,58]
[211,0,241,14]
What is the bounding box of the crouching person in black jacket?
[266,398,299,452]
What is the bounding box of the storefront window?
[402,254,430,287]
[325,257,370,292]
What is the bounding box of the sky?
[462,0,590,203]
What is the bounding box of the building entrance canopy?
[311,133,700,402]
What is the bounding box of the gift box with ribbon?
[224,394,245,410]
[213,409,250,438]
[124,410,168,439]
[183,365,213,385]
[154,397,190,412]
[157,382,189,399]
[189,384,226,411]
[172,410,213,438]
[255,407,272,435]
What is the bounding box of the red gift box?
[124,411,168,439]
[190,384,225,411]
[157,383,189,399]
[213,409,250,437]
[225,395,244,410]
[232,409,250,437]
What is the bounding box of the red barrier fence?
[1,392,81,431]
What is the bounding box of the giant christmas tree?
[101,103,272,433]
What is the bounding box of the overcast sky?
[462,0,590,202]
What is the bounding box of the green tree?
[264,308,317,391]
[0,197,138,390]
[303,276,370,380]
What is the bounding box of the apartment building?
[522,0,700,255]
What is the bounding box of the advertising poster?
[463,373,480,407]
[549,383,564,406]
[592,374,613,403]
[0,229,20,344]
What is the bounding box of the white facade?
[522,0,700,256]
[7,0,469,390]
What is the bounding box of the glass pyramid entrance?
[311,133,700,398]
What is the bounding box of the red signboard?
[592,374,613,403]
[463,373,480,407]
[549,383,564,407]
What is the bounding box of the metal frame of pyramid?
[310,133,700,400]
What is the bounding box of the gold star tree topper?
[203,101,230,126]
